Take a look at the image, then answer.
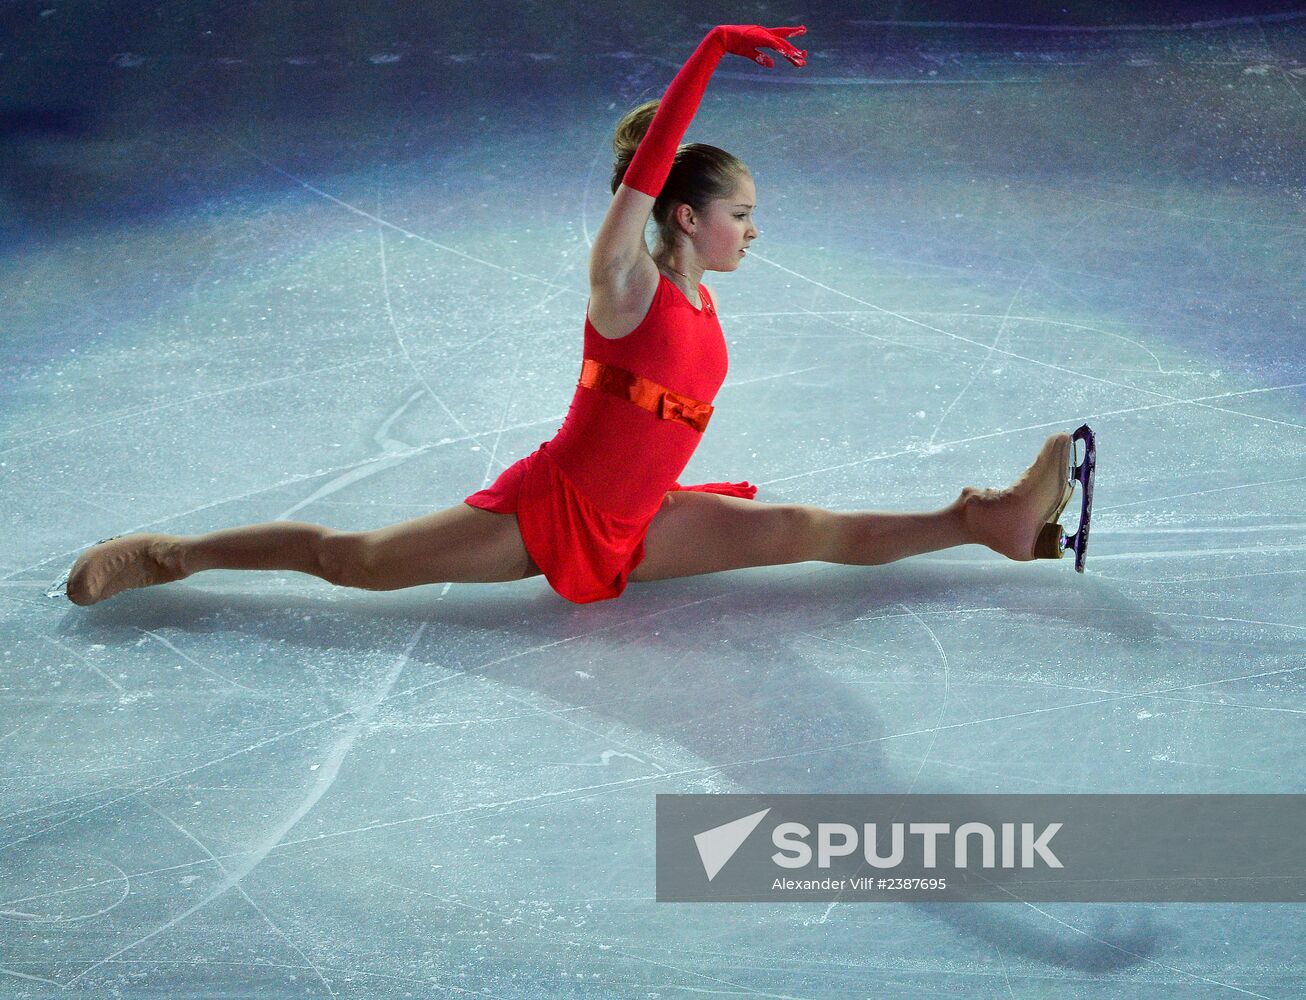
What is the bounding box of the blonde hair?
[610,98,749,253]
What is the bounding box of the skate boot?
[65,533,188,606]
[961,425,1096,571]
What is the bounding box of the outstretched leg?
[66,504,541,606]
[630,433,1073,583]
[629,492,970,582]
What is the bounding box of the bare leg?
[819,500,970,566]
[67,505,541,606]
[68,522,349,604]
[184,522,330,576]
[810,434,1075,568]
[630,493,969,582]
[631,433,1073,582]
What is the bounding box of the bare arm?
[588,183,656,288]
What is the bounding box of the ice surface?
[2,4,1303,997]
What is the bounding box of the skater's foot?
[959,433,1073,561]
[66,533,189,606]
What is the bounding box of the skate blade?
[1055,428,1097,574]
[1065,425,1096,572]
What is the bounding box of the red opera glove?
[622,25,808,199]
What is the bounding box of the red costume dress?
[464,24,806,603]
[463,276,756,603]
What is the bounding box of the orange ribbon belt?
[578,358,714,433]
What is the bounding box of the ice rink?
[3,2,1304,996]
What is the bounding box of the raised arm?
[588,25,808,287]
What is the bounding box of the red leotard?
[463,273,757,603]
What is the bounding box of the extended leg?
[67,505,541,606]
[821,502,971,566]
[630,433,1075,583]
[184,521,332,576]
[629,492,969,583]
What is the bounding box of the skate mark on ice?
[818,602,952,924]
[8,408,561,581]
[1089,544,1306,563]
[0,855,132,924]
[373,162,483,458]
[0,126,589,461]
[0,964,60,988]
[997,893,1276,999]
[18,595,757,848]
[757,381,1306,488]
[137,627,256,693]
[42,635,124,696]
[1101,568,1306,585]
[1252,17,1306,110]
[927,269,1031,446]
[17,640,1305,902]
[854,604,1306,638]
[366,872,771,999]
[746,250,1306,441]
[929,202,1106,445]
[819,618,1306,718]
[732,305,1252,377]
[795,303,955,357]
[747,248,1171,401]
[147,803,338,997]
[209,130,584,298]
[0,351,408,460]
[64,622,420,987]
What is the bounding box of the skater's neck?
[653,250,703,300]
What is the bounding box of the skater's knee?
[805,507,861,564]
[770,504,830,564]
[317,530,374,589]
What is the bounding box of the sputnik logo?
[693,808,771,881]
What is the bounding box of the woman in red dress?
[65,25,1081,608]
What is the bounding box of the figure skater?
[63,24,1093,609]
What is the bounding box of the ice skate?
[961,429,1080,565]
[1060,424,1096,571]
[65,533,188,606]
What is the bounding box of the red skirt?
[463,445,757,604]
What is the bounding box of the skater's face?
[677,173,758,272]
